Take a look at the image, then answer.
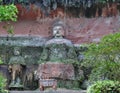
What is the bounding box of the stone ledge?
[0,35,48,47]
[10,89,86,93]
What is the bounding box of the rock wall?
[0,17,120,44]
[0,35,86,90]
[0,16,120,90]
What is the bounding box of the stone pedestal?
[37,62,75,80]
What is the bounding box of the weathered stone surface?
[0,17,120,44]
[75,68,84,81]
[9,56,25,65]
[24,65,38,90]
[81,80,91,90]
[0,65,9,77]
[57,79,80,89]
[38,38,78,64]
[45,38,73,47]
[0,36,47,47]
[0,46,43,64]
[36,62,75,80]
[10,89,86,93]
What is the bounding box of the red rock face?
[0,17,120,44]
[16,4,39,20]
[36,62,75,80]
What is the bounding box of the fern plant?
[0,59,3,64]
[0,73,8,93]
[87,80,120,93]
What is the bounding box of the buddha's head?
[52,21,65,38]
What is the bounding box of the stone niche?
[0,35,86,90]
[0,35,47,90]
[0,36,47,64]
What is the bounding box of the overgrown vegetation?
[87,80,120,93]
[0,58,3,64]
[82,32,120,82]
[0,0,120,18]
[1,0,120,7]
[38,43,78,65]
[0,73,8,93]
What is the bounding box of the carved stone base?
[9,83,24,90]
[39,79,57,91]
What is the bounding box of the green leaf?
[0,4,18,22]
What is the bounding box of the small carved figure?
[8,47,25,88]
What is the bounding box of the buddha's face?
[53,25,65,37]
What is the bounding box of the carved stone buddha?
[39,20,78,63]
[36,20,83,90]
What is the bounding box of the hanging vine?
[0,0,120,18]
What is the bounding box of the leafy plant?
[0,58,3,64]
[0,4,18,22]
[82,32,120,82]
[87,80,120,93]
[0,73,8,93]
[2,22,14,34]
[0,4,18,34]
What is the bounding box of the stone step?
[10,89,86,93]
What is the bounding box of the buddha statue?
[39,20,78,63]
[36,20,84,90]
[8,47,25,89]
